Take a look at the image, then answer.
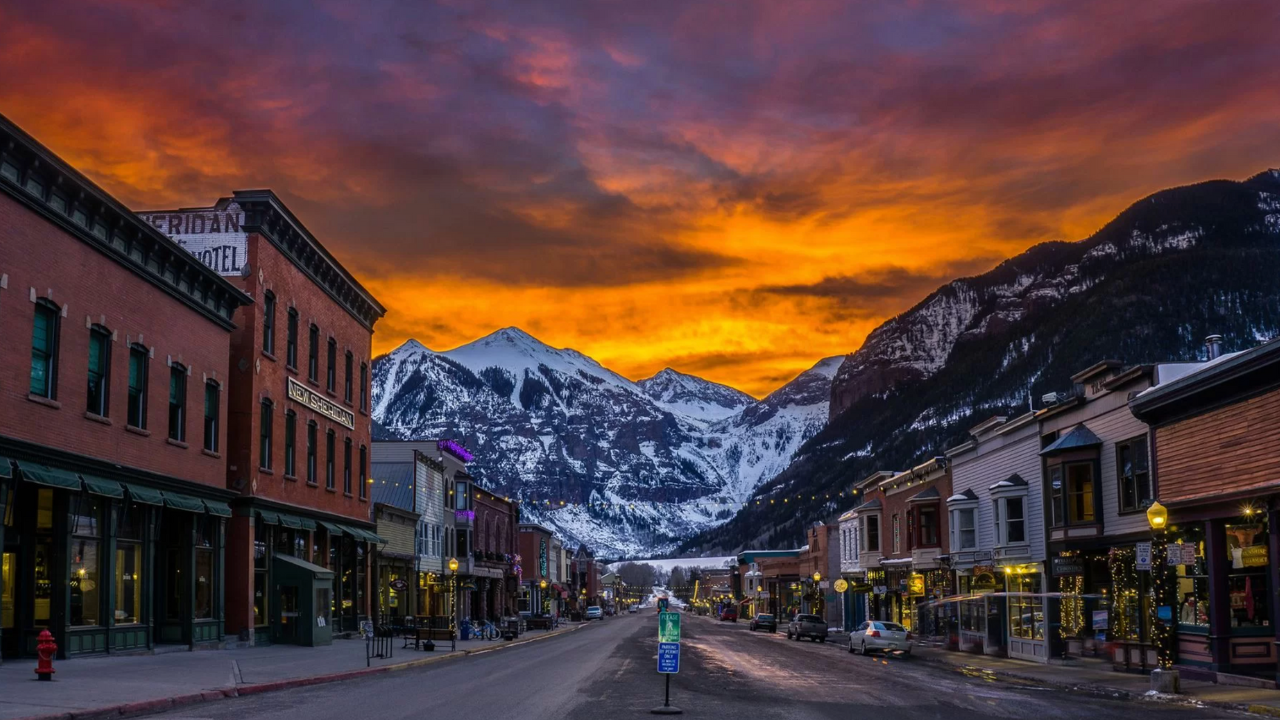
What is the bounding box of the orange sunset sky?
[2,0,1278,397]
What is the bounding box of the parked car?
[786,614,828,642]
[628,606,638,614]
[585,606,604,620]
[719,607,738,622]
[749,613,777,632]
[848,620,913,655]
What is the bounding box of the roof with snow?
[948,488,979,503]
[1040,425,1103,455]
[989,473,1028,490]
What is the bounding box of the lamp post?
[1146,501,1178,693]
[448,557,459,652]
[540,578,548,616]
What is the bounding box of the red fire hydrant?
[35,629,56,681]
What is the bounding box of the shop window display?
[69,494,102,627]
[1173,525,1209,628]
[1008,573,1043,640]
[1225,517,1269,629]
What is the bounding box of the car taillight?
[867,629,881,637]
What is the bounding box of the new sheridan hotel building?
[0,112,385,660]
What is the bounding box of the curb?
[14,623,589,720]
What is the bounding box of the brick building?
[518,523,556,616]
[0,114,251,659]
[472,489,517,619]
[139,191,385,643]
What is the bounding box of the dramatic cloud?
[2,0,1277,395]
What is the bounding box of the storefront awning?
[256,509,280,525]
[279,514,303,529]
[81,474,125,499]
[203,499,233,517]
[125,484,165,506]
[297,517,317,531]
[341,525,385,544]
[18,462,82,490]
[162,492,207,513]
[318,520,344,535]
[0,456,14,479]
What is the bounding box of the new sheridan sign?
[287,377,355,430]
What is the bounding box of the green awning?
[162,492,206,513]
[125,484,165,506]
[342,525,384,544]
[81,475,125,499]
[318,520,344,535]
[297,517,317,531]
[203,500,233,517]
[0,456,13,479]
[278,514,303,529]
[256,509,280,525]
[368,531,387,544]
[18,462,83,490]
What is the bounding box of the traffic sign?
[657,642,680,674]
[658,612,681,642]
[1136,542,1152,571]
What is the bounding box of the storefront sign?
[389,579,409,592]
[287,377,355,429]
[833,579,849,593]
[1092,610,1108,630]
[139,204,248,277]
[907,573,925,597]
[1051,556,1085,576]
[1241,545,1269,568]
[1135,542,1152,571]
[971,572,998,592]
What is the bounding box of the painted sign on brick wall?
[138,203,247,276]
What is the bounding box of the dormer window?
[1041,424,1103,528]
[990,474,1030,548]
[948,488,979,551]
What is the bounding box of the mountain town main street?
[145,610,1235,720]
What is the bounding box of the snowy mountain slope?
[371,331,837,558]
[638,367,754,424]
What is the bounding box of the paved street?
[142,610,1241,720]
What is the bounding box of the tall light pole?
[540,578,548,616]
[1146,501,1178,693]
[448,557,459,651]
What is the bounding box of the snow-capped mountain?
[371,329,837,557]
[688,169,1280,553]
[637,368,754,424]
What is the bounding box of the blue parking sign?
[657,642,680,674]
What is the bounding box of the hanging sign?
[907,574,925,597]
[834,579,849,593]
[389,579,409,592]
[1135,542,1152,571]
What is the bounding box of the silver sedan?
[848,620,914,655]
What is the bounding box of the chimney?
[1205,334,1224,360]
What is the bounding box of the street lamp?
[812,572,821,583]
[1146,501,1178,692]
[448,557,459,651]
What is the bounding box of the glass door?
[1,551,15,657]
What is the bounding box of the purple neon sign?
[438,439,474,463]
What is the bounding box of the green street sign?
[658,612,681,643]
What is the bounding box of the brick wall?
[226,232,374,521]
[0,192,231,488]
[1155,385,1280,504]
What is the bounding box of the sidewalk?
[0,623,585,720]
[909,642,1280,715]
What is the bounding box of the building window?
[917,505,939,547]
[306,421,318,484]
[951,508,977,550]
[1008,572,1043,640]
[30,300,60,398]
[456,480,469,511]
[115,502,143,624]
[1116,436,1151,513]
[259,399,273,469]
[262,291,276,356]
[326,429,335,490]
[86,325,111,416]
[308,324,319,382]
[203,381,220,452]
[892,514,900,553]
[1050,462,1097,526]
[326,338,337,392]
[995,496,1026,545]
[168,364,186,442]
[360,362,368,412]
[344,351,353,404]
[343,438,352,495]
[286,308,299,369]
[359,444,367,499]
[127,345,148,428]
[284,410,297,476]
[865,515,880,552]
[69,494,102,627]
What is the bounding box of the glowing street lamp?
[448,557,459,651]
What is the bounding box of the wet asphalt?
[150,609,1242,719]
